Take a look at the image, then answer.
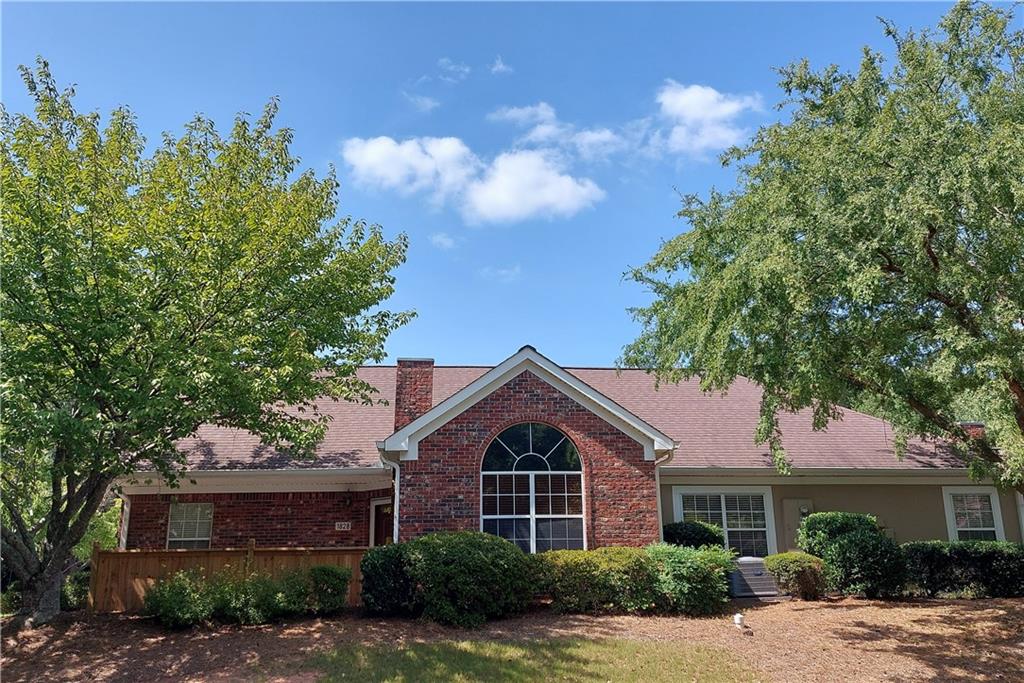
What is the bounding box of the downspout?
[378,445,400,543]
[653,445,678,542]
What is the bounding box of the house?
[118,346,1024,567]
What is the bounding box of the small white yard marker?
[733,613,745,628]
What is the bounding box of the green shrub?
[646,543,734,615]
[535,547,660,614]
[360,543,420,616]
[209,571,282,625]
[61,570,91,611]
[275,568,313,616]
[946,541,1024,598]
[763,552,826,600]
[662,521,725,549]
[902,541,954,597]
[144,569,214,628]
[404,531,533,627]
[307,565,352,615]
[1,588,21,615]
[824,530,906,599]
[797,512,880,558]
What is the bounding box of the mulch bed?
[3,597,1023,682]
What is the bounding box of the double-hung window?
[480,423,586,553]
[167,502,213,549]
[673,487,777,557]
[942,487,1005,541]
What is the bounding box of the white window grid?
[166,502,213,549]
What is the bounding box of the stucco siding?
[660,478,1023,551]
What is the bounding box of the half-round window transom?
[481,423,581,472]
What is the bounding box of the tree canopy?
[0,60,411,623]
[624,2,1024,490]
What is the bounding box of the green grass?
[300,638,761,682]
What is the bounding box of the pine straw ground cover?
[2,598,1022,682]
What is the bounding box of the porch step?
[729,558,779,597]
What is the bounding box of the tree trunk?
[19,566,64,627]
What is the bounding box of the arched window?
[480,422,585,553]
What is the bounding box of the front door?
[372,501,393,546]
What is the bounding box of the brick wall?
[398,370,659,547]
[124,488,392,549]
[394,359,434,430]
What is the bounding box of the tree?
[0,60,412,625]
[624,2,1024,491]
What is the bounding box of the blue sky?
[3,2,957,366]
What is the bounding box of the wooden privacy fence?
[88,542,367,613]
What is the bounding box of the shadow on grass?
[304,638,760,683]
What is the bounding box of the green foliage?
[624,2,1024,489]
[404,532,534,628]
[797,512,880,558]
[306,565,352,615]
[533,547,661,614]
[209,571,282,625]
[645,543,735,616]
[902,541,955,597]
[1,589,22,615]
[946,541,1024,597]
[360,543,420,617]
[824,530,907,599]
[763,552,826,600]
[60,570,90,611]
[143,569,214,628]
[0,60,410,621]
[662,521,725,549]
[275,569,314,616]
[73,499,121,563]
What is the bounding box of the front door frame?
[369,496,393,547]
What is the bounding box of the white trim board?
[671,485,778,557]
[941,486,1006,542]
[380,346,676,462]
[368,497,392,547]
[117,469,393,495]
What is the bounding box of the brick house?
[119,346,1024,571]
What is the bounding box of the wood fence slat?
[89,545,368,613]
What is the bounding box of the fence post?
[87,541,100,611]
[246,538,255,573]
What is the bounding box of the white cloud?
[402,91,440,113]
[340,136,481,202]
[655,80,762,156]
[490,55,514,75]
[429,232,456,249]
[463,150,605,223]
[489,102,625,161]
[479,264,522,283]
[438,57,471,84]
[487,102,556,126]
[572,128,626,161]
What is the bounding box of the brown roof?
[177,366,963,471]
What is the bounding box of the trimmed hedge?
[797,512,880,558]
[534,547,661,614]
[824,530,906,599]
[404,531,534,627]
[646,543,734,616]
[662,521,725,549]
[763,552,826,600]
[903,540,1024,598]
[360,542,420,616]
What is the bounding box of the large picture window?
[480,423,585,553]
[672,487,777,558]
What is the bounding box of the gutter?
[653,446,677,542]
[377,442,400,544]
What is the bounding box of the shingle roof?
[177,366,963,471]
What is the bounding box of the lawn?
[302,638,758,682]
[3,598,1023,682]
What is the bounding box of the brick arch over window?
[397,370,659,547]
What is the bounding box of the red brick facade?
[398,370,660,547]
[394,359,434,430]
[124,489,392,549]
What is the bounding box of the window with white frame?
[673,487,777,557]
[943,487,1004,541]
[481,423,585,553]
[167,502,213,549]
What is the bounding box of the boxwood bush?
[946,541,1024,598]
[662,521,725,549]
[902,541,954,597]
[763,551,825,600]
[209,571,282,625]
[824,529,906,599]
[360,542,420,616]
[144,568,215,628]
[797,512,880,558]
[404,531,534,627]
[646,543,734,615]
[307,565,352,615]
[533,547,661,614]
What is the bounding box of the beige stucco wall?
[659,474,1023,552]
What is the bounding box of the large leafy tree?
[625,3,1024,491]
[1,61,411,624]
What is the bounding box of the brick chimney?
[394,358,434,431]
[959,422,986,440]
